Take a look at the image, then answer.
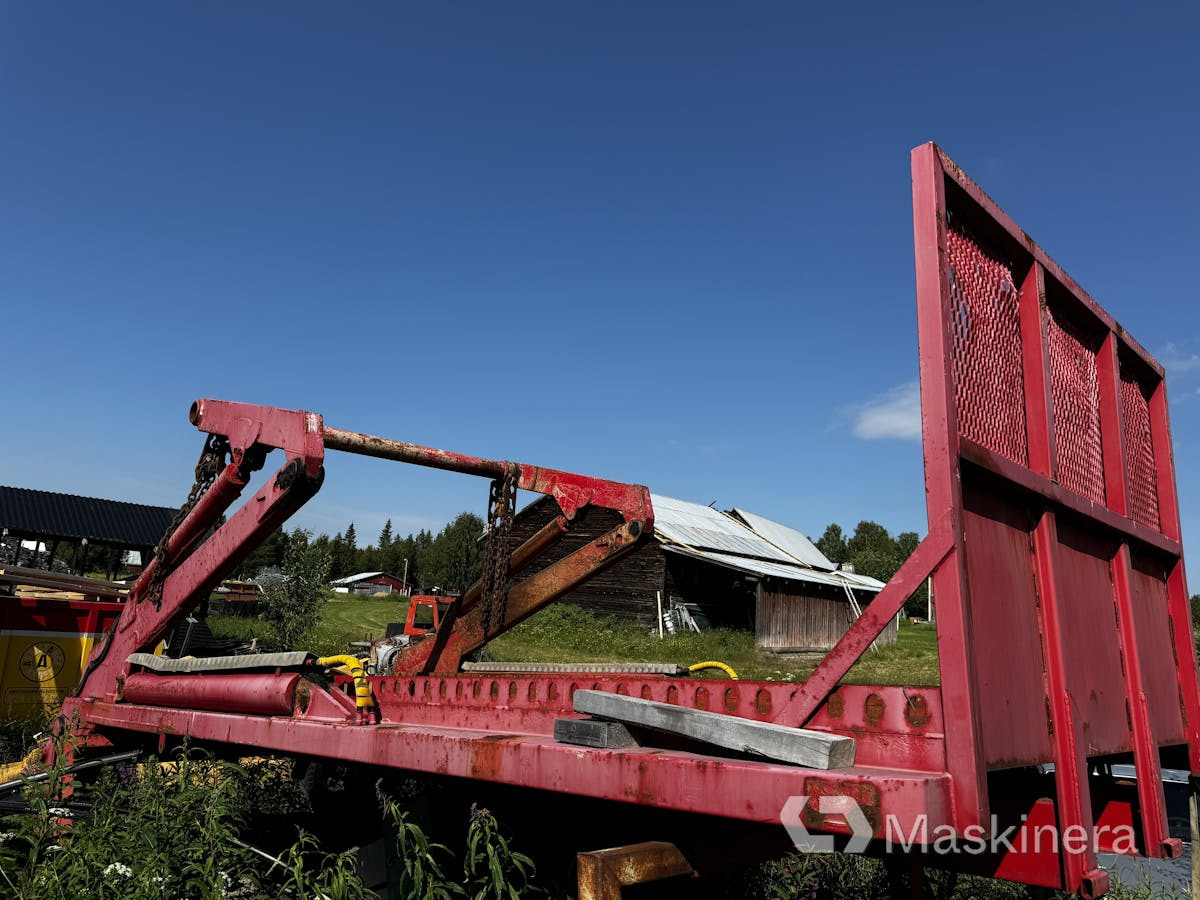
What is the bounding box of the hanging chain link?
[480,465,518,640]
[143,434,229,609]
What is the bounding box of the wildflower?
[104,862,133,879]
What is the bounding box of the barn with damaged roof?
[507,493,894,651]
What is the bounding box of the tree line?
[814,520,929,617]
[236,512,928,612]
[236,512,486,594]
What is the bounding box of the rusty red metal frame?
[56,145,1198,899]
[903,143,1198,895]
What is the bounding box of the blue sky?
[3,4,1199,551]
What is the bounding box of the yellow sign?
[19,643,66,683]
[0,632,97,720]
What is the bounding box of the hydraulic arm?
[67,399,653,711]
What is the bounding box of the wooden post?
[574,690,855,768]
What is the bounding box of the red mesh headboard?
[911,143,1200,884]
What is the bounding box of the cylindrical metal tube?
[322,426,507,478]
[130,464,249,598]
[122,672,300,716]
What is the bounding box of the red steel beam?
[775,527,952,729]
[1031,511,1106,893]
[911,142,991,833]
[393,521,646,675]
[80,699,953,835]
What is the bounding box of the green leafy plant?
[0,730,375,900]
[267,830,370,900]
[463,805,542,900]
[258,529,332,649]
[382,798,463,899]
[0,737,258,899]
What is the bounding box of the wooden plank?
[573,690,855,769]
[554,718,640,749]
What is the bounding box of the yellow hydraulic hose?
[0,746,43,784]
[688,661,739,680]
[316,654,374,709]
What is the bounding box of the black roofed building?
[0,485,176,580]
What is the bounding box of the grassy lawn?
[209,595,408,657]
[484,606,940,684]
[209,598,939,684]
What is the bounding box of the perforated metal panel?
[1047,309,1105,505]
[946,221,1028,467]
[1121,372,1160,530]
[913,143,1200,895]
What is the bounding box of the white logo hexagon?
[780,794,872,855]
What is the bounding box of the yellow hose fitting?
[688,660,739,680]
[316,654,375,709]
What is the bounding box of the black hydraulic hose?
[0,749,142,795]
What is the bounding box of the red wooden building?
[330,571,411,596]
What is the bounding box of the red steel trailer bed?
[57,144,1200,898]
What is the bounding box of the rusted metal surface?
[905,142,1200,896]
[79,697,954,832]
[53,147,1200,898]
[391,521,647,676]
[371,678,945,770]
[576,841,692,900]
[68,449,323,707]
[122,673,300,716]
[776,526,952,728]
[322,425,508,478]
[0,567,127,600]
[322,425,654,528]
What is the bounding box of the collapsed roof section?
[649,493,884,593]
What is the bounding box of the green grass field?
[211,597,941,684]
[483,605,940,684]
[209,595,408,657]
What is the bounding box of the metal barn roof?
[649,494,798,564]
[662,546,885,591]
[728,508,836,572]
[649,494,884,593]
[0,486,176,549]
[330,572,388,585]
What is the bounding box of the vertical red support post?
[1019,264,1105,889]
[911,143,988,830]
[1029,513,1106,893]
[1148,383,1200,770]
[1098,334,1176,858]
[1018,264,1054,478]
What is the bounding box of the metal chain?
[143,434,229,609]
[480,465,517,640]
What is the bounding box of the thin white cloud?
[850,381,922,442]
[1159,343,1200,376]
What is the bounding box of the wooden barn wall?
[508,498,896,646]
[755,580,898,652]
[508,498,665,624]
